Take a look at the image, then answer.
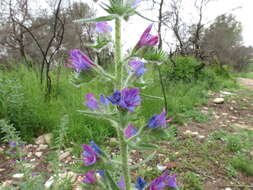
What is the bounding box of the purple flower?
[67,49,95,72]
[132,0,142,8]
[82,144,97,166]
[117,176,125,190]
[137,24,158,47]
[9,141,17,148]
[82,170,97,184]
[148,111,169,129]
[100,94,109,105]
[85,93,99,110]
[90,141,102,155]
[95,21,112,33]
[129,60,146,77]
[135,176,147,190]
[167,174,178,188]
[149,171,178,190]
[107,90,121,105]
[124,124,137,138]
[119,88,141,112]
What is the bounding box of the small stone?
[0,147,4,153]
[37,144,48,151]
[59,151,70,161]
[1,180,13,187]
[44,133,53,145]
[27,152,33,158]
[220,91,234,96]
[35,152,43,157]
[157,164,167,171]
[0,168,5,172]
[30,158,36,162]
[213,98,224,104]
[45,176,54,189]
[198,135,205,139]
[12,173,24,179]
[183,130,192,135]
[191,131,199,136]
[35,135,45,145]
[250,151,253,157]
[225,188,232,190]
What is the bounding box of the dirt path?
[237,77,253,89]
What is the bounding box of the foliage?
[181,172,203,190]
[231,155,253,176]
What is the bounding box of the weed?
[231,155,253,176]
[182,171,203,190]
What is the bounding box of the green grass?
[0,59,237,145]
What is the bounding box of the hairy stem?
[115,17,122,88]
[117,114,131,190]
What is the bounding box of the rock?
[198,135,205,139]
[45,176,54,189]
[213,98,224,104]
[27,152,33,158]
[35,135,45,145]
[12,173,24,179]
[220,91,234,96]
[0,168,5,172]
[37,144,48,151]
[157,164,167,171]
[183,130,192,135]
[35,151,43,157]
[1,180,13,187]
[59,151,70,161]
[191,131,199,136]
[30,158,36,162]
[44,133,53,145]
[35,133,52,145]
[225,188,232,190]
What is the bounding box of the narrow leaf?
[73,15,116,24]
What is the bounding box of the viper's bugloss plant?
[68,0,179,189]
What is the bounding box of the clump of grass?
[182,171,203,190]
[231,155,253,176]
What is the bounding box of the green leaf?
[135,11,156,22]
[104,171,120,190]
[129,143,159,150]
[73,15,116,24]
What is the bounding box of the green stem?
[117,115,131,190]
[115,17,122,88]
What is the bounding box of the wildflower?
[82,144,97,166]
[167,174,178,188]
[100,94,109,105]
[119,88,141,112]
[137,24,158,47]
[124,124,137,138]
[107,90,121,105]
[82,170,97,184]
[117,176,125,190]
[132,0,142,8]
[67,49,95,72]
[85,93,99,110]
[149,171,178,190]
[135,176,147,190]
[95,21,112,33]
[148,111,170,129]
[90,141,102,155]
[9,141,17,148]
[129,60,146,77]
